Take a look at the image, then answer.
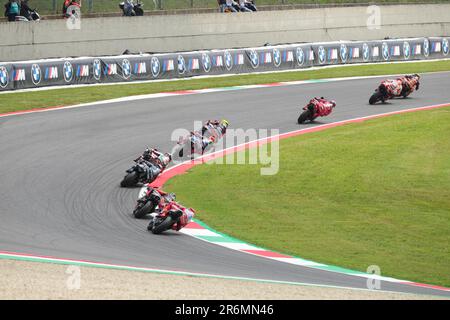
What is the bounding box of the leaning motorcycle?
[298,99,335,124]
[132,187,162,218]
[148,203,189,234]
[369,80,397,105]
[120,158,159,187]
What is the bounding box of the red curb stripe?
[0,105,65,117]
[183,222,204,229]
[407,282,450,292]
[242,250,293,258]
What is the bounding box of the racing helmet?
[220,119,229,128]
[168,193,176,201]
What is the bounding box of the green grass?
[165,106,450,287]
[2,60,450,114]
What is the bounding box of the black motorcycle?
[120,158,159,188]
[119,1,144,16]
[133,188,161,219]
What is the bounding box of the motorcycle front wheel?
[151,216,174,234]
[120,171,139,187]
[297,109,312,124]
[133,199,155,219]
[369,91,384,105]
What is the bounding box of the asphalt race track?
[1,72,449,297]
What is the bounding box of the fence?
[0,37,449,91]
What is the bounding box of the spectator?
[123,0,135,16]
[217,0,226,13]
[220,0,238,12]
[4,0,20,21]
[19,0,31,20]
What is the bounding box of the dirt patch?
[0,259,441,300]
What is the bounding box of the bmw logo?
[93,59,101,80]
[442,38,449,56]
[273,48,281,67]
[201,53,211,73]
[362,43,370,62]
[249,50,259,69]
[296,47,305,66]
[340,44,348,63]
[151,56,160,77]
[423,38,430,57]
[0,66,9,88]
[403,41,411,60]
[63,61,73,83]
[382,42,390,61]
[31,64,41,85]
[177,55,186,75]
[318,46,326,65]
[122,59,131,79]
[224,50,233,71]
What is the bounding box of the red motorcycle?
[369,74,420,105]
[133,187,175,219]
[298,97,336,124]
[147,201,195,234]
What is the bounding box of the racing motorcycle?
[297,98,336,124]
[119,0,144,16]
[147,202,193,234]
[133,187,176,219]
[15,9,40,21]
[173,132,214,158]
[369,75,420,105]
[120,158,159,187]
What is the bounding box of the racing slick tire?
[297,109,313,124]
[151,216,174,234]
[120,171,138,187]
[133,200,155,219]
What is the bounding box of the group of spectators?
[3,0,31,21]
[218,0,257,12]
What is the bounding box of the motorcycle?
[174,133,213,158]
[369,75,420,105]
[15,8,40,21]
[298,98,336,124]
[120,158,160,187]
[147,202,193,234]
[119,0,144,16]
[133,187,176,219]
[133,188,158,219]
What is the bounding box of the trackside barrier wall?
[0,37,449,91]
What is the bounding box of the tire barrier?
[0,37,449,92]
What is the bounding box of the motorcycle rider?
[307,97,336,118]
[136,148,172,181]
[147,192,195,232]
[399,74,420,97]
[201,119,229,139]
[185,131,215,156]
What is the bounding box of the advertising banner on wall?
[0,37,448,92]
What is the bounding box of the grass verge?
[1,60,450,114]
[165,106,450,287]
